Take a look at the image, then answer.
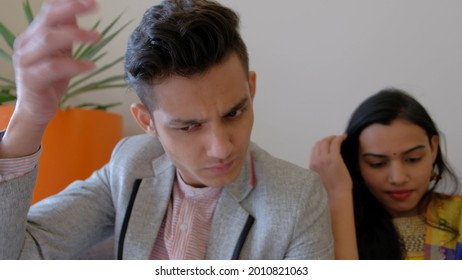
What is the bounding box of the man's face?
[143,54,256,188]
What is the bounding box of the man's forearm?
[0,110,47,159]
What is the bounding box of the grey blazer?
[0,134,333,259]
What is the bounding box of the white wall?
[1,0,461,175]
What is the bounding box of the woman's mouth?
[387,190,413,201]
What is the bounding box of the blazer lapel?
[207,153,254,259]
[120,151,255,259]
[121,155,175,259]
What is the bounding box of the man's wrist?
[0,111,47,159]
[0,144,41,182]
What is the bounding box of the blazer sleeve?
[0,142,125,259]
[284,171,334,259]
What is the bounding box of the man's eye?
[227,107,246,119]
[179,123,200,132]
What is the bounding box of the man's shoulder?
[108,134,166,171]
[249,142,321,190]
[251,143,325,201]
[112,134,164,157]
[245,143,328,235]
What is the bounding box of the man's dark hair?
[124,0,249,111]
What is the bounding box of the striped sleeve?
[0,131,41,182]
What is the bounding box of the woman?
[310,88,462,259]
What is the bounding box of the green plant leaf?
[77,17,132,60]
[0,84,16,91]
[91,19,102,31]
[100,11,126,37]
[91,52,108,63]
[68,56,124,91]
[74,102,122,111]
[73,19,102,58]
[23,0,34,24]
[0,48,12,63]
[0,88,17,104]
[1,1,130,111]
[75,15,122,60]
[0,22,16,51]
[0,76,16,85]
[66,82,127,97]
[60,82,126,108]
[67,76,126,97]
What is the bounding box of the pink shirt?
[150,154,256,260]
[0,149,40,181]
[150,172,223,259]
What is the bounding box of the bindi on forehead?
[390,145,427,158]
[361,145,426,160]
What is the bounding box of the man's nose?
[206,126,233,160]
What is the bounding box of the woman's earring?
[430,170,441,182]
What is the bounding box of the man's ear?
[248,71,257,100]
[130,103,157,136]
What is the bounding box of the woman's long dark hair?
[341,88,459,259]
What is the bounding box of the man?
[0,0,333,259]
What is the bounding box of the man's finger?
[32,0,97,28]
[14,28,100,67]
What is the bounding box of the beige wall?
[1,0,462,176]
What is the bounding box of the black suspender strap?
[117,179,142,260]
[231,215,255,260]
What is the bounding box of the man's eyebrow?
[361,145,426,158]
[222,96,249,117]
[167,96,250,126]
[168,117,203,126]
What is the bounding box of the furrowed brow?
[223,96,249,117]
[168,118,204,127]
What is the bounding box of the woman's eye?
[406,157,421,163]
[368,162,386,168]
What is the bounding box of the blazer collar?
[121,151,256,259]
[121,154,175,259]
[207,151,255,259]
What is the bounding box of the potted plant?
[0,0,130,203]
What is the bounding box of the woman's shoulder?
[431,193,462,208]
[433,193,462,203]
[429,193,462,222]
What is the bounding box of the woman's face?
[357,119,438,217]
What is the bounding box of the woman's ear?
[430,135,440,162]
[130,103,158,136]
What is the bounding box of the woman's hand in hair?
[309,134,359,259]
[309,134,352,201]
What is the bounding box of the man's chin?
[203,171,242,188]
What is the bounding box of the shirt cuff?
[0,130,41,182]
